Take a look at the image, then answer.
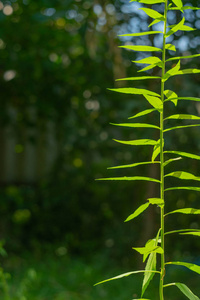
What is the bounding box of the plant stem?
[159,1,168,299]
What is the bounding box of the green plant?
[95,0,200,299]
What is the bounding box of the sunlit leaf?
[133,245,163,257]
[171,0,183,9]
[165,186,200,192]
[125,203,150,222]
[108,161,160,170]
[116,76,161,81]
[164,90,178,106]
[119,31,162,37]
[94,270,159,286]
[169,6,200,10]
[113,139,158,146]
[129,108,156,119]
[165,97,200,103]
[138,62,163,73]
[148,198,164,206]
[164,150,200,161]
[165,44,176,51]
[130,0,165,3]
[120,45,162,52]
[163,157,182,167]
[163,282,200,300]
[166,54,200,62]
[166,17,185,37]
[133,56,162,65]
[165,208,200,216]
[152,142,160,162]
[97,176,160,183]
[165,229,200,236]
[165,171,200,181]
[166,262,200,275]
[139,8,165,20]
[174,69,200,76]
[164,124,200,133]
[108,88,160,97]
[143,94,163,111]
[111,123,160,129]
[180,232,200,237]
[163,60,180,82]
[164,114,200,120]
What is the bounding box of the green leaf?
[165,208,200,216]
[165,186,200,192]
[97,176,160,183]
[129,109,156,120]
[165,171,200,181]
[164,124,200,133]
[166,54,200,62]
[164,282,200,300]
[169,6,200,11]
[111,123,160,130]
[148,198,164,206]
[165,44,176,51]
[166,17,185,37]
[165,97,200,103]
[94,270,159,286]
[133,245,163,257]
[171,0,183,9]
[152,142,160,162]
[163,157,182,167]
[180,232,200,237]
[120,45,162,52]
[130,0,165,3]
[108,88,160,97]
[133,56,162,65]
[138,63,163,73]
[113,139,158,146]
[180,25,195,31]
[174,69,200,76]
[108,161,160,170]
[143,95,163,112]
[163,60,180,82]
[165,229,200,236]
[164,150,200,161]
[164,90,178,106]
[139,8,165,20]
[149,19,161,27]
[116,76,161,81]
[125,203,150,222]
[166,261,200,275]
[119,31,162,37]
[164,114,200,121]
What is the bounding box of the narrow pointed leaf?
[164,151,200,161]
[163,60,180,82]
[125,203,150,222]
[149,19,161,27]
[131,0,165,3]
[111,123,160,129]
[166,262,200,275]
[94,270,159,286]
[164,90,178,106]
[108,161,160,170]
[165,229,200,236]
[165,208,200,216]
[152,142,160,162]
[144,94,163,112]
[165,171,200,181]
[166,17,185,37]
[165,44,176,51]
[164,124,200,133]
[165,97,200,103]
[175,69,200,76]
[148,198,164,206]
[164,282,200,300]
[139,8,165,20]
[166,54,200,62]
[138,63,162,72]
[113,139,158,146]
[120,45,162,52]
[133,245,163,256]
[165,186,200,192]
[133,56,162,65]
[180,25,195,31]
[116,76,161,81]
[163,157,182,167]
[129,108,156,119]
[180,232,200,237]
[119,31,162,37]
[108,88,160,97]
[164,114,200,121]
[172,0,183,9]
[97,176,160,183]
[169,6,200,11]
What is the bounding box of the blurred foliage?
[0,0,200,270]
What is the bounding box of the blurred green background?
[0,0,200,299]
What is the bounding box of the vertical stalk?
[159,1,168,299]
